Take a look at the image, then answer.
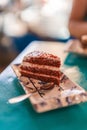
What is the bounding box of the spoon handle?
[8,93,32,104]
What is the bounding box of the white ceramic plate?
[12,64,87,113]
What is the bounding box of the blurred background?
[0,0,73,72]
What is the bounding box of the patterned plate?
[12,64,87,113]
[64,39,87,56]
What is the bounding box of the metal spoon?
[8,93,32,104]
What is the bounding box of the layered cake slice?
[81,35,87,48]
[20,51,61,86]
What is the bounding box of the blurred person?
[69,0,87,39]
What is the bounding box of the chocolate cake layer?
[20,62,60,77]
[23,51,61,67]
[20,51,61,86]
[20,69,60,85]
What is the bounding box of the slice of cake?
[81,35,87,48]
[19,51,61,86]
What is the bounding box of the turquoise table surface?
[1,41,87,130]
